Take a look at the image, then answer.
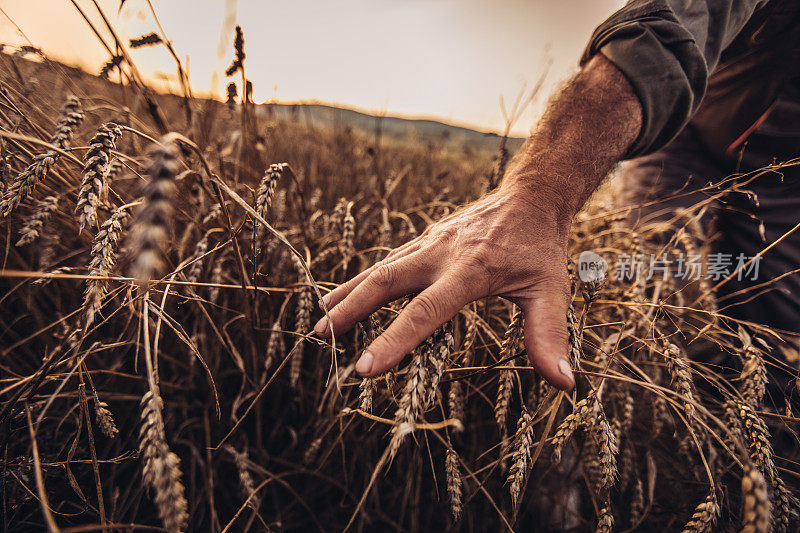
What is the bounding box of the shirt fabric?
[581,0,800,162]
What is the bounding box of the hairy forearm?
[502,54,642,224]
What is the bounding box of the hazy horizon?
[1,0,624,137]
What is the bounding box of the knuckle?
[339,277,358,295]
[432,227,456,244]
[448,250,494,296]
[376,328,402,351]
[455,251,491,276]
[408,292,442,323]
[372,328,414,362]
[332,297,356,324]
[370,263,397,289]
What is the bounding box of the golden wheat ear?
[83,204,130,326]
[139,390,189,533]
[128,135,180,284]
[1,96,84,218]
[76,123,123,232]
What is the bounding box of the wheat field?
[0,14,799,533]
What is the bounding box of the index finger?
[356,271,473,376]
[319,237,422,310]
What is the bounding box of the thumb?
[520,284,574,390]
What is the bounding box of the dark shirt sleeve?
[581,0,769,158]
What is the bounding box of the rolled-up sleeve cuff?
[580,10,708,159]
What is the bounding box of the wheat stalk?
[358,377,377,413]
[16,195,59,246]
[84,205,129,326]
[208,260,224,304]
[100,55,124,79]
[330,197,347,234]
[772,475,797,533]
[581,402,618,495]
[595,502,614,533]
[272,189,286,222]
[445,447,463,521]
[738,328,767,408]
[737,401,775,480]
[357,314,383,412]
[649,391,669,441]
[676,219,718,318]
[50,96,85,150]
[617,439,635,489]
[384,369,396,394]
[581,267,605,305]
[139,390,189,532]
[202,203,222,226]
[390,347,429,458]
[613,388,634,439]
[76,123,123,231]
[594,411,618,491]
[495,307,524,436]
[225,25,245,76]
[341,201,355,271]
[740,465,770,533]
[255,163,286,239]
[291,287,314,388]
[304,436,324,465]
[506,407,534,507]
[552,393,597,464]
[94,398,119,439]
[665,342,696,422]
[448,380,464,428]
[130,32,163,48]
[567,304,583,368]
[462,311,477,354]
[377,207,392,258]
[1,96,84,217]
[682,490,719,533]
[226,446,261,511]
[185,232,209,285]
[264,320,284,375]
[629,478,645,526]
[424,324,453,408]
[105,158,124,192]
[128,135,180,283]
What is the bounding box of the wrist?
[500,145,588,214]
[495,175,577,240]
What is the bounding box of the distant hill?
[259,102,525,158]
[2,51,525,158]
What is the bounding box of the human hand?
[312,53,644,391]
[313,181,576,390]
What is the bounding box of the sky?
[1,0,625,136]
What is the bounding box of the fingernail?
[313,316,328,336]
[356,351,374,375]
[319,293,331,309]
[558,358,574,381]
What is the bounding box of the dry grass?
[0,15,799,533]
